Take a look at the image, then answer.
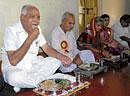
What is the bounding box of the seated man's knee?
[6,71,25,87]
[47,57,61,67]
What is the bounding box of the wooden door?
[79,0,98,34]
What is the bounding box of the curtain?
[79,0,98,34]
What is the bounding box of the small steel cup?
[75,71,81,83]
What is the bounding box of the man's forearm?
[7,37,33,65]
[42,43,72,66]
[42,43,60,59]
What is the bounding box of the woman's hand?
[102,50,112,59]
[108,40,118,48]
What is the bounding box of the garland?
[60,41,69,53]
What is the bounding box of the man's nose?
[34,19,40,25]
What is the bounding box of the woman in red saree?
[77,17,125,61]
[100,14,125,56]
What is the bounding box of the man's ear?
[20,15,24,20]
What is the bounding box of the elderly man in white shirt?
[51,12,95,73]
[112,14,130,48]
[2,5,72,91]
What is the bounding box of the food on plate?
[41,80,55,90]
[39,79,71,95]
[78,62,99,71]
[56,79,71,90]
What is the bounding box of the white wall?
[100,0,129,26]
[0,0,78,46]
[125,0,130,14]
[0,0,78,59]
[1,0,130,59]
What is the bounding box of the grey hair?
[21,5,35,15]
[61,12,75,22]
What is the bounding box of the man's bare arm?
[7,36,34,66]
[41,43,72,66]
[7,27,39,66]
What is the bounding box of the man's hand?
[23,21,39,41]
[28,26,39,41]
[58,54,72,67]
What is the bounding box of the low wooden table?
[16,64,130,96]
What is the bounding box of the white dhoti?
[4,57,61,88]
[79,50,95,63]
[59,50,95,73]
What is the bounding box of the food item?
[56,89,62,95]
[78,62,99,71]
[39,79,71,95]
[34,78,90,96]
[56,79,71,90]
[45,90,54,95]
[78,64,90,70]
[41,80,55,90]
[72,82,79,86]
[90,63,99,70]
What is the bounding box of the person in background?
[51,12,95,73]
[77,17,111,61]
[100,14,125,55]
[2,5,72,92]
[112,14,130,48]
[100,14,110,27]
[77,16,124,61]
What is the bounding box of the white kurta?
[112,22,130,48]
[2,21,61,88]
[51,26,95,73]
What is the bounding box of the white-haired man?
[2,5,72,91]
[51,12,95,73]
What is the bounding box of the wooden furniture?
[0,61,2,74]
[16,64,130,96]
